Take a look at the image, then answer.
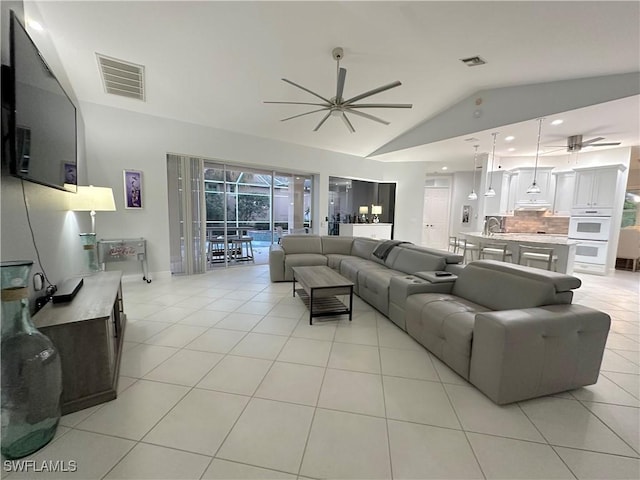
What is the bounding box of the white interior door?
[422,187,450,249]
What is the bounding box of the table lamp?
[371,205,382,223]
[70,185,116,272]
[358,205,369,223]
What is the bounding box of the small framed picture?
[62,162,77,185]
[462,205,471,224]
[123,170,143,209]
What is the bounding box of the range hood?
[515,204,550,211]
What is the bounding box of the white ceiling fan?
[264,47,412,133]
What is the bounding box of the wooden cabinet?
[572,165,625,214]
[552,171,576,216]
[33,271,126,415]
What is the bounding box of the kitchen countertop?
[463,232,579,245]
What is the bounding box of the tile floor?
[3,265,639,479]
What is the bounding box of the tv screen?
[6,11,77,192]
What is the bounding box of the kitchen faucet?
[484,217,502,236]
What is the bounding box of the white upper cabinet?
[513,167,555,208]
[571,165,625,215]
[551,171,576,216]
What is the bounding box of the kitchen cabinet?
[572,165,625,214]
[552,171,575,216]
[513,167,554,208]
[484,170,510,216]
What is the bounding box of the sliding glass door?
[168,155,314,273]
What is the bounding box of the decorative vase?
[1,261,62,459]
[79,233,100,272]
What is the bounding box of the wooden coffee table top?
[291,266,353,289]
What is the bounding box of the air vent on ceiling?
[96,54,145,101]
[460,56,486,67]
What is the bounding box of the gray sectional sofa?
[269,235,611,404]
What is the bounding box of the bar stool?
[518,245,557,271]
[448,236,458,253]
[230,236,254,262]
[458,238,479,263]
[479,242,513,262]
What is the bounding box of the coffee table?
[292,266,354,325]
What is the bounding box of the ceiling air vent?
[96,54,145,101]
[460,56,486,67]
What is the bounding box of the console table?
[33,271,126,414]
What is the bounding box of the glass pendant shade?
[526,182,541,194]
[467,190,478,200]
[484,187,496,198]
[1,261,62,459]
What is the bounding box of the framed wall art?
[123,170,143,209]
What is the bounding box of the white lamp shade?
[359,205,369,214]
[71,186,116,212]
[371,205,382,215]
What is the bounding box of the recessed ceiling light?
[508,148,516,152]
[504,136,515,142]
[28,20,43,31]
[550,119,564,126]
[441,166,448,171]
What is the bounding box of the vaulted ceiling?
[25,1,640,170]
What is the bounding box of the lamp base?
[372,215,379,223]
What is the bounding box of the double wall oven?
[568,214,611,274]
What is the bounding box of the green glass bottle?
[1,260,62,459]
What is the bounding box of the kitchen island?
[460,232,578,274]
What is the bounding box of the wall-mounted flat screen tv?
[4,11,77,192]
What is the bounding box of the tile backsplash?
[504,211,569,234]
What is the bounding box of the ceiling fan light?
[330,108,343,117]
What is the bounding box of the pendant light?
[484,133,498,197]
[526,118,544,194]
[467,144,479,200]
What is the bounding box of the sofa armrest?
[269,244,286,282]
[469,304,610,404]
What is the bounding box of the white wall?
[81,102,430,276]
[1,1,90,306]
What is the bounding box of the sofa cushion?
[321,236,354,255]
[405,293,490,379]
[351,237,382,260]
[387,247,447,274]
[282,235,322,255]
[358,268,404,296]
[402,244,464,264]
[325,254,352,270]
[284,254,328,280]
[339,257,386,294]
[452,260,576,311]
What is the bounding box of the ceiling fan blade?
[281,107,330,122]
[581,136,605,145]
[282,78,332,104]
[336,68,347,102]
[313,111,332,132]
[587,142,621,147]
[264,101,328,107]
[343,81,402,105]
[341,113,355,133]
[345,108,390,125]
[347,103,413,109]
